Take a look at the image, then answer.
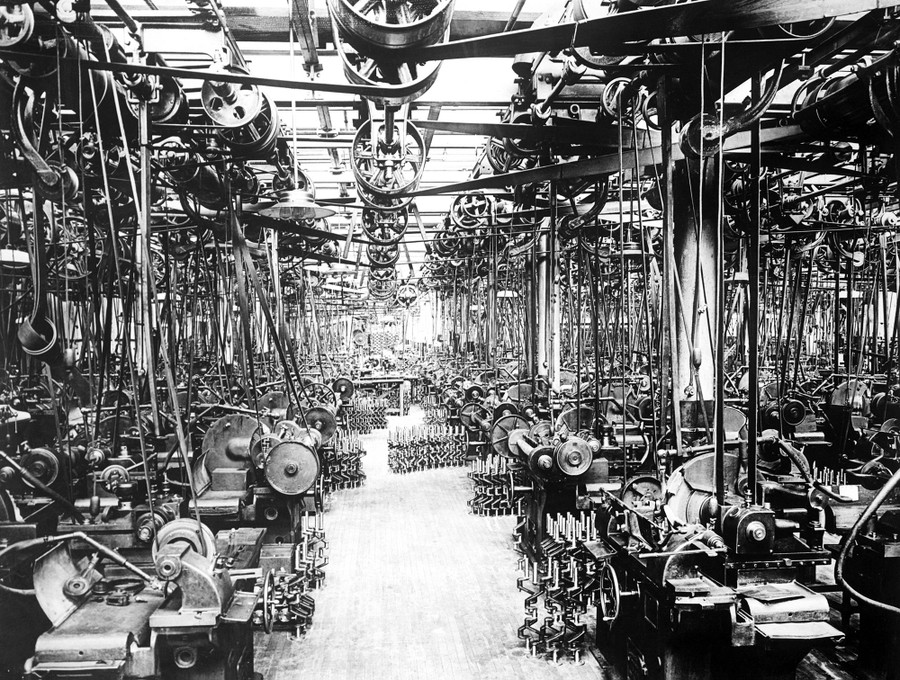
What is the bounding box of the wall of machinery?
[0,0,440,677]
[403,1,900,679]
[1,1,900,680]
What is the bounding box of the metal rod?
[747,73,761,504]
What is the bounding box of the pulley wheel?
[304,406,337,443]
[260,390,293,429]
[327,0,455,53]
[528,420,552,442]
[458,402,489,432]
[99,464,130,492]
[431,229,460,257]
[21,448,60,488]
[526,444,555,476]
[219,92,280,159]
[261,568,276,634]
[367,241,401,267]
[201,414,260,471]
[490,414,530,457]
[464,384,486,402]
[0,4,35,48]
[598,562,621,623]
[351,120,425,201]
[554,437,593,477]
[201,66,263,128]
[368,276,398,299]
[362,208,408,245]
[153,518,216,560]
[450,193,492,230]
[298,382,339,410]
[493,401,518,419]
[332,376,356,401]
[396,283,418,306]
[264,441,320,496]
[260,390,291,418]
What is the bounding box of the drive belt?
[0,50,429,101]
[413,0,900,62]
[230,207,316,423]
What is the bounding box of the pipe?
[835,461,900,615]
[0,531,156,597]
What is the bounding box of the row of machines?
[427,367,900,679]
[0,375,362,679]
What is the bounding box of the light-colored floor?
[255,408,605,680]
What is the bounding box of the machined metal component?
[351,116,426,206]
[264,440,321,496]
[202,414,261,471]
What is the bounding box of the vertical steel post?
[747,73,761,503]
[138,98,160,432]
[660,78,683,458]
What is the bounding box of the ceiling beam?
[224,5,541,43]
[415,0,900,61]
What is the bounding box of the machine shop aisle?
[255,408,605,680]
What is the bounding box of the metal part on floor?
[254,407,605,680]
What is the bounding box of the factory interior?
[2,1,900,679]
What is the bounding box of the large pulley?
[458,402,489,432]
[554,437,593,477]
[264,440,321,496]
[396,282,419,306]
[298,382,339,410]
[328,0,455,53]
[0,5,35,48]
[259,390,294,429]
[201,414,261,471]
[351,108,425,206]
[368,266,399,299]
[450,193,494,231]
[303,406,338,444]
[152,518,217,560]
[362,207,408,245]
[201,65,280,159]
[20,448,60,488]
[490,414,531,457]
[327,0,454,106]
[332,377,356,402]
[367,241,401,267]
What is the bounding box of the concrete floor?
[254,408,605,680]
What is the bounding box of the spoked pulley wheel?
[328,0,455,53]
[396,283,418,306]
[297,381,339,410]
[351,119,425,206]
[362,207,408,245]
[261,568,276,634]
[367,241,401,267]
[328,0,453,106]
[490,414,530,457]
[368,266,398,299]
[598,562,621,624]
[450,193,493,230]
